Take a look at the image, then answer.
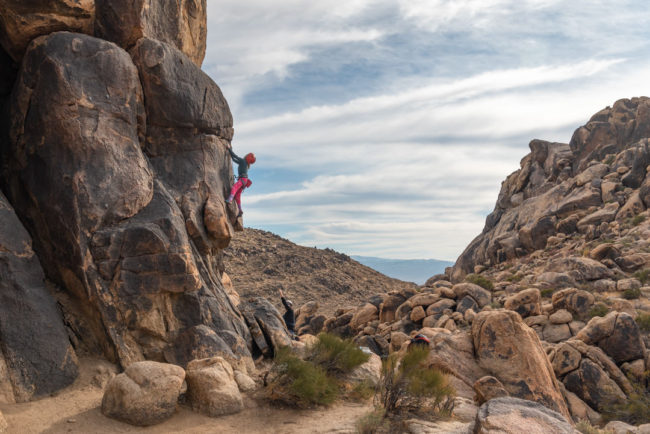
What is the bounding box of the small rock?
[101,361,185,426]
[617,278,642,292]
[473,376,509,405]
[549,309,573,324]
[605,420,639,434]
[233,370,257,393]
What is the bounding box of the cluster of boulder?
[101,357,257,426]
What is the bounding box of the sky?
[202,0,650,261]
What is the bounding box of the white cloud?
[204,0,650,262]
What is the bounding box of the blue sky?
[202,0,650,261]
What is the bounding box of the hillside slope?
[223,228,418,315]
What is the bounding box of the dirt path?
[0,359,372,434]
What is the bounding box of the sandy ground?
[0,358,373,434]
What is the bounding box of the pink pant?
[229,177,252,210]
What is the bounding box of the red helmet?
[245,153,256,164]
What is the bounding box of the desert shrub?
[506,273,523,282]
[604,155,615,165]
[623,287,642,300]
[540,288,554,298]
[632,214,647,226]
[356,407,388,434]
[490,300,502,309]
[636,313,650,332]
[575,420,612,434]
[310,333,369,375]
[349,380,376,402]
[601,373,650,425]
[269,346,338,407]
[378,346,455,416]
[634,269,650,285]
[465,274,494,290]
[589,303,609,318]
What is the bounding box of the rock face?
[472,311,571,419]
[451,97,650,280]
[1,31,250,368]
[95,0,207,66]
[0,192,78,403]
[101,361,185,426]
[0,0,95,62]
[475,397,577,434]
[0,1,259,400]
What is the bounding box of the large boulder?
[0,0,95,61]
[575,312,646,364]
[96,0,207,66]
[472,310,571,419]
[101,361,185,426]
[0,193,78,402]
[185,357,244,417]
[241,298,292,355]
[453,282,491,307]
[504,288,541,318]
[1,31,251,368]
[475,397,577,434]
[563,358,626,412]
[551,288,595,319]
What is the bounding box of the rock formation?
[0,0,255,403]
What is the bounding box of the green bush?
[636,313,650,332]
[356,407,388,434]
[623,287,642,300]
[465,274,494,291]
[269,346,338,407]
[540,288,554,298]
[601,373,650,425]
[506,273,523,282]
[378,346,455,416]
[632,214,647,226]
[310,333,369,375]
[634,269,650,285]
[589,303,609,318]
[575,420,612,434]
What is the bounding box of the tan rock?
[349,303,378,330]
[422,315,437,328]
[563,358,626,412]
[203,196,232,248]
[473,376,509,405]
[347,353,382,385]
[390,331,409,353]
[605,421,639,434]
[221,272,240,307]
[560,384,601,425]
[233,370,257,393]
[426,299,456,316]
[0,410,7,433]
[186,357,243,417]
[589,243,621,261]
[543,323,572,343]
[524,315,549,327]
[552,288,595,318]
[617,191,646,221]
[549,309,573,324]
[409,293,439,307]
[617,278,642,291]
[95,0,207,66]
[410,305,426,322]
[453,283,491,307]
[471,310,571,419]
[475,397,576,434]
[101,361,185,426]
[504,288,541,318]
[551,342,582,376]
[0,0,95,61]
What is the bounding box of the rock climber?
[408,333,430,351]
[225,143,255,217]
[279,289,297,339]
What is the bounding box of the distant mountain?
[350,256,454,284]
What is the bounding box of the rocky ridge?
[223,228,418,316]
[302,97,650,430]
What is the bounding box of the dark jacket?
[281,297,295,332]
[228,148,249,178]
